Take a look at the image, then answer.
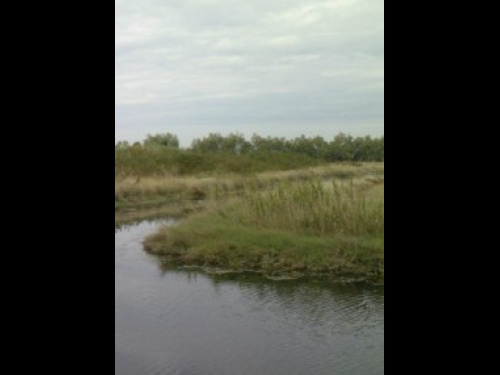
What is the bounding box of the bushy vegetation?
[115,132,384,178]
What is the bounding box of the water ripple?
[115,220,384,375]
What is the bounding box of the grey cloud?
[116,0,384,144]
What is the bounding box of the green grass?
[115,147,327,179]
[144,180,384,284]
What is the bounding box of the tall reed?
[243,178,383,237]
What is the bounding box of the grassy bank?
[115,162,384,214]
[116,132,384,283]
[144,179,384,284]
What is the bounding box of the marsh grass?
[243,179,383,236]
[144,179,384,283]
[115,147,327,179]
[115,162,384,211]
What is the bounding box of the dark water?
[115,220,384,375]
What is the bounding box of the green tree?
[143,133,179,149]
[115,141,130,150]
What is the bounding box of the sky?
[115,0,384,147]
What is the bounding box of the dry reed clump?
[115,163,384,217]
[243,178,383,237]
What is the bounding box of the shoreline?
[116,165,384,286]
[148,258,384,286]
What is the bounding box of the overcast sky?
[115,0,384,147]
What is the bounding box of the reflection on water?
[116,219,384,375]
[115,216,176,233]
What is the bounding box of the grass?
[115,162,384,211]
[243,179,383,236]
[116,134,384,283]
[115,147,328,179]
[144,178,384,284]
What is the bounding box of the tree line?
[116,132,384,162]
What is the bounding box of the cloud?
[115,0,384,145]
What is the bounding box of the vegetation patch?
[115,131,384,284]
[144,181,384,284]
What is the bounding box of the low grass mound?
[144,180,384,283]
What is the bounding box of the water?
[115,220,384,375]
